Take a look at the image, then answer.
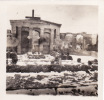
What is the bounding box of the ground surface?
[6,54,98,96]
[7,55,97,73]
[6,70,98,96]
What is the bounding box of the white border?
[0,0,103,100]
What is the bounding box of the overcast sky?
[6,5,98,34]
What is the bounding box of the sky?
[6,5,98,34]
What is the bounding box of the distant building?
[7,10,61,54]
[60,32,98,51]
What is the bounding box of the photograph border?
[0,0,103,100]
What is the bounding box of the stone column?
[72,36,75,50]
[17,27,21,54]
[11,25,16,34]
[83,37,86,50]
[39,28,44,53]
[56,28,60,37]
[29,28,33,52]
[50,29,54,51]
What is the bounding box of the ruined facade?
[60,32,98,51]
[7,10,61,54]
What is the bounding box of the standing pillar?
[11,25,16,34]
[17,27,21,54]
[83,37,86,50]
[74,36,77,50]
[56,28,60,36]
[29,28,33,52]
[40,28,44,53]
[50,29,54,51]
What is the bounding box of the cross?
[25,10,41,20]
[25,9,35,18]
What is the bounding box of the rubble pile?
[6,71,98,96]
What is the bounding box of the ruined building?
[60,32,98,51]
[7,10,98,55]
[7,10,61,54]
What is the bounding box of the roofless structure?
[9,10,61,54]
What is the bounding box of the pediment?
[10,18,61,27]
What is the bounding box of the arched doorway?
[32,30,40,53]
[21,31,29,54]
[76,34,83,50]
[43,32,50,54]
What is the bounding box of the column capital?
[51,28,55,31]
[40,27,44,31]
[16,26,22,28]
[29,27,33,30]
